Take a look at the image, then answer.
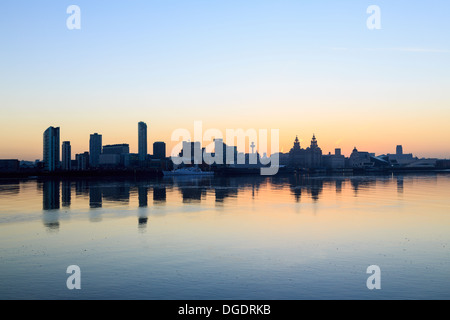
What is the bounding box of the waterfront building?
[153,142,166,160]
[62,141,71,171]
[138,122,148,162]
[43,126,60,172]
[89,133,102,168]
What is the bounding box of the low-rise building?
[0,159,20,172]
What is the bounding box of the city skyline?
[1,121,448,163]
[18,122,446,176]
[1,1,450,160]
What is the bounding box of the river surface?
[0,173,449,300]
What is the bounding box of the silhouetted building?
[322,148,345,169]
[76,152,89,171]
[180,141,202,164]
[226,145,238,164]
[138,122,148,162]
[124,153,140,168]
[89,133,102,168]
[19,160,36,169]
[62,141,71,171]
[43,126,60,172]
[289,136,305,168]
[289,135,322,169]
[305,135,322,168]
[103,144,130,154]
[99,154,121,167]
[153,142,166,160]
[436,160,450,169]
[386,145,415,166]
[348,147,373,168]
[214,139,226,165]
[99,144,129,168]
[212,139,243,165]
[0,159,20,172]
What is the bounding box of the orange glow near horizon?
[1,88,450,160]
[1,110,449,161]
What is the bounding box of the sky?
[1,0,449,160]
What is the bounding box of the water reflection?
[397,176,404,194]
[169,177,210,203]
[89,181,102,209]
[138,186,148,208]
[25,173,442,230]
[75,180,88,197]
[285,175,324,202]
[2,173,449,300]
[0,181,20,195]
[138,215,148,232]
[350,177,376,195]
[102,184,130,204]
[40,180,61,232]
[42,211,60,232]
[62,180,71,208]
[43,180,60,211]
[153,186,166,204]
[335,179,343,193]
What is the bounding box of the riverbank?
[1,166,449,180]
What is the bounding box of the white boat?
[163,167,214,176]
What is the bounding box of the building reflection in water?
[350,177,376,195]
[76,180,88,197]
[288,175,324,202]
[89,181,102,209]
[138,185,149,231]
[0,182,20,195]
[153,186,166,204]
[397,175,404,194]
[62,180,71,208]
[214,186,238,203]
[88,181,102,222]
[309,179,323,202]
[180,186,205,203]
[102,184,130,204]
[43,180,60,211]
[169,177,209,203]
[335,179,343,194]
[42,180,60,232]
[35,174,418,230]
[138,185,148,208]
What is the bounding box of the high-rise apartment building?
[62,141,71,171]
[138,122,148,162]
[43,126,60,172]
[153,142,166,160]
[89,133,102,168]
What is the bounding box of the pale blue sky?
[1,0,450,159]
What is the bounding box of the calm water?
[0,173,449,300]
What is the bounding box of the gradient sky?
[1,0,449,160]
